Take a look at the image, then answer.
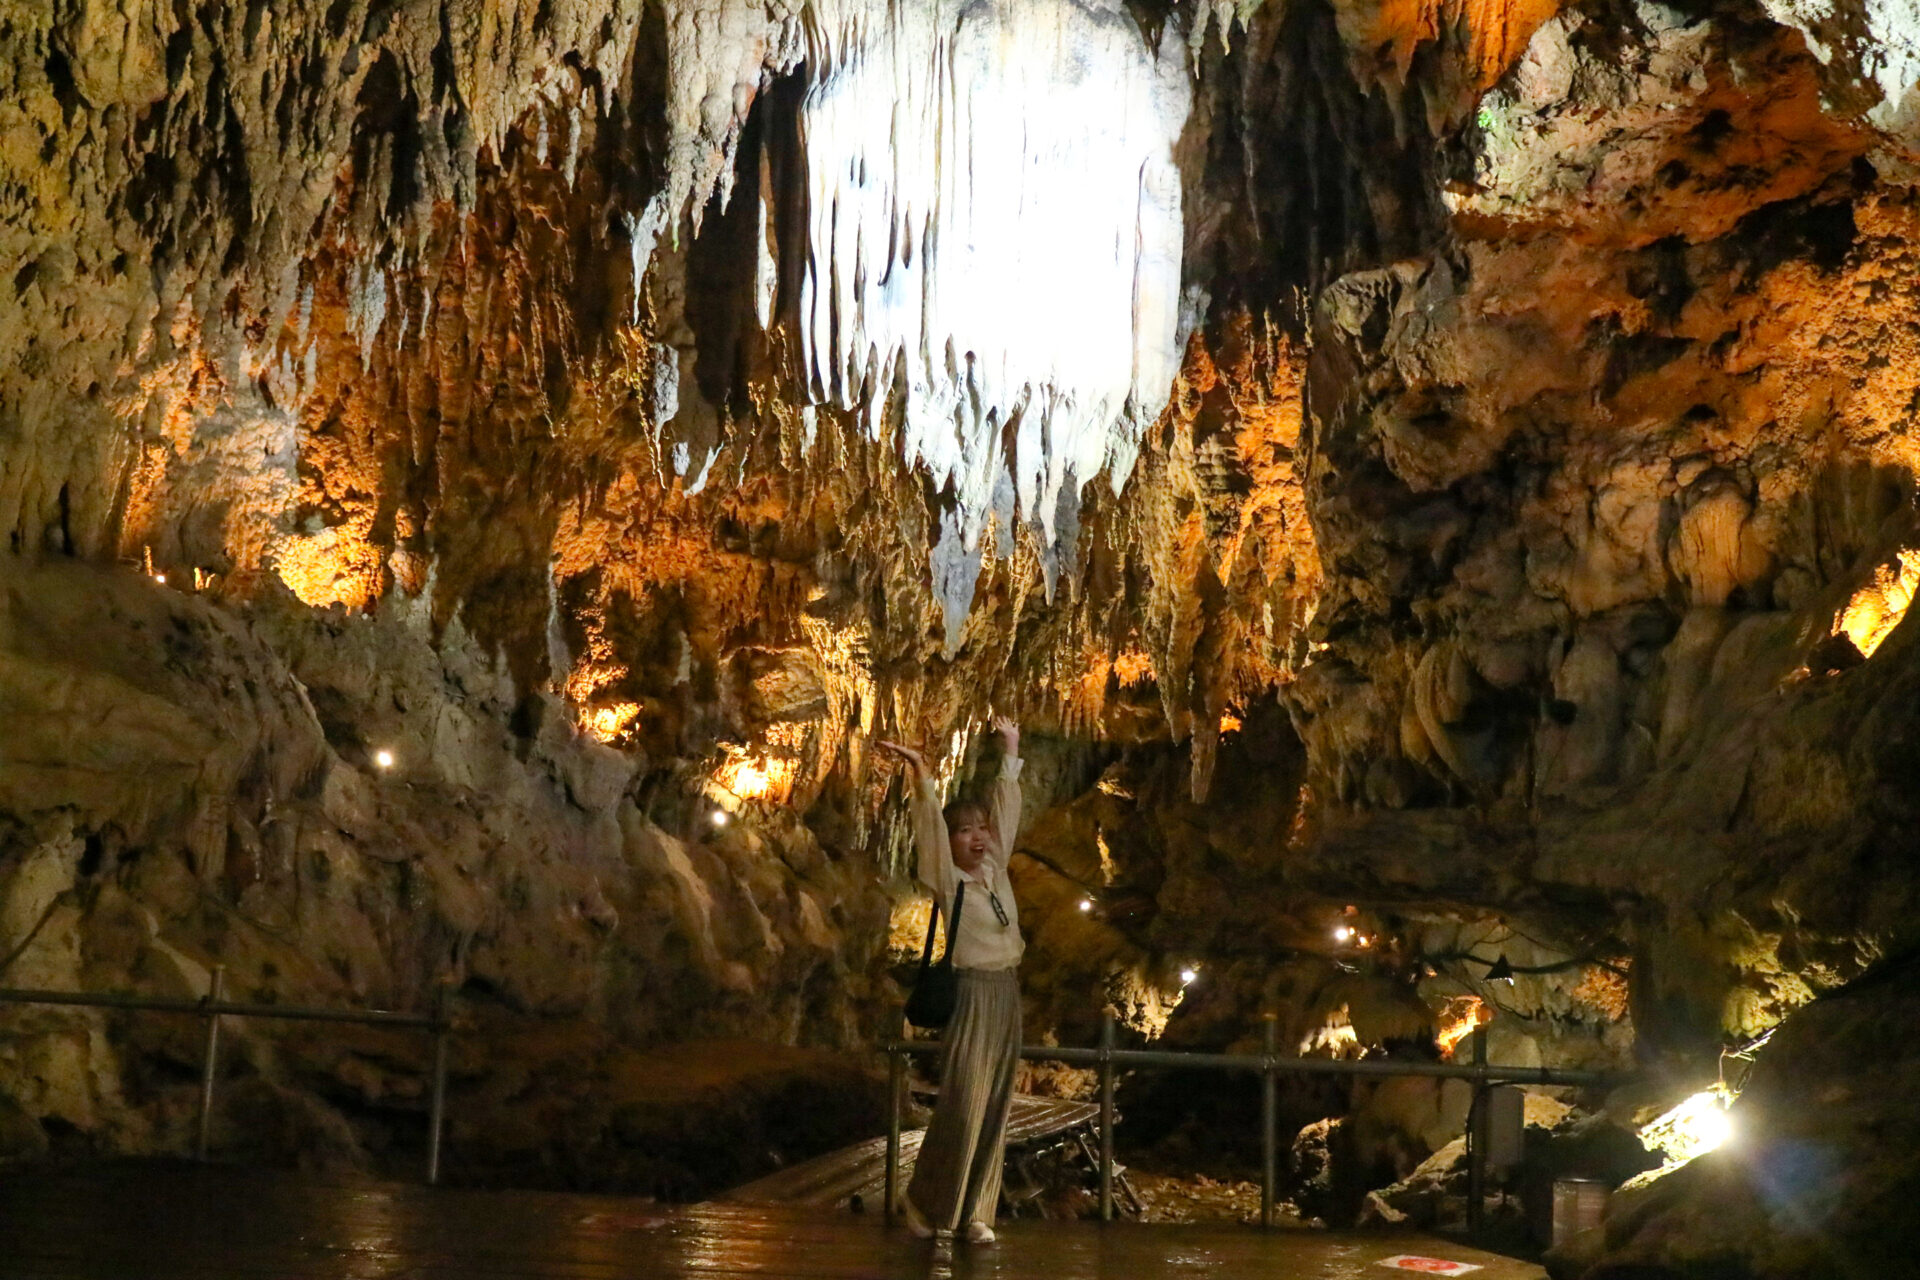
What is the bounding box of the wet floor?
[0,1163,1545,1279]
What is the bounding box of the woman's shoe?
[901,1198,935,1240]
[963,1221,996,1245]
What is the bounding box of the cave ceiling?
[8,0,1920,853]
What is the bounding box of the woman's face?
[948,811,993,873]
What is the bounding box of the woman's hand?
[991,714,1019,757]
[876,739,928,782]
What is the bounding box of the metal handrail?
[0,971,454,1183]
[882,1012,1626,1233]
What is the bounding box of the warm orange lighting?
[712,750,796,804]
[1112,647,1155,688]
[1435,994,1492,1059]
[272,528,382,609]
[1219,711,1242,734]
[582,702,641,743]
[727,761,772,798]
[1833,548,1920,658]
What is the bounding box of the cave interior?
[4,0,1920,1274]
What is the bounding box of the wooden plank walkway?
[0,1162,1545,1280]
[723,1095,1100,1207]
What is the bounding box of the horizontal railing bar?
[885,1039,1620,1088]
[0,987,439,1029]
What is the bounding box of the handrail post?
[426,982,452,1185]
[1466,1026,1488,1240]
[884,1045,904,1223]
[1098,1009,1115,1222]
[195,965,225,1161]
[1261,1015,1278,1229]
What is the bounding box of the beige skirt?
[907,967,1022,1230]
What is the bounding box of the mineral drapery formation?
[5,0,1920,1271]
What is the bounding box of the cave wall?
[6,0,1920,1262]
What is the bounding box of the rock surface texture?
[5,0,1920,1268]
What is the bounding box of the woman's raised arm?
[988,715,1022,871]
[879,739,953,897]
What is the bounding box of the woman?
[876,715,1024,1244]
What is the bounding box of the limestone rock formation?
[5,0,1920,1268]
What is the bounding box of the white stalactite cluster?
[785,0,1191,641]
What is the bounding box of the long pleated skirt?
[907,966,1023,1231]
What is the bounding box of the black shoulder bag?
[904,882,966,1029]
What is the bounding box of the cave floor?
[0,1162,1543,1279]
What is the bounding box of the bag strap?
[916,898,941,971]
[915,881,969,970]
[942,882,966,964]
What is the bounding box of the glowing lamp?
[1640,1087,1737,1166]
[153,573,166,585]
[1334,925,1353,942]
[710,810,730,827]
[1179,967,1198,986]
[1694,1105,1733,1153]
[1078,899,1093,912]
[373,749,395,769]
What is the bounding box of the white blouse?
[912,756,1025,971]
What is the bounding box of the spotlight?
[710,810,730,827]
[1485,954,1515,983]
[373,749,395,769]
[1179,967,1198,986]
[1640,1087,1737,1165]
[1356,935,1372,948]
[1078,899,1093,912]
[1334,925,1353,942]
[1695,1105,1733,1153]
[153,573,166,585]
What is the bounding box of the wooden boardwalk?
[0,1162,1544,1280]
[723,1095,1101,1208]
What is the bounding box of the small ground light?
[1078,899,1093,912]
[373,749,395,769]
[710,810,730,826]
[1180,967,1198,985]
[1334,925,1353,942]
[153,573,166,584]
